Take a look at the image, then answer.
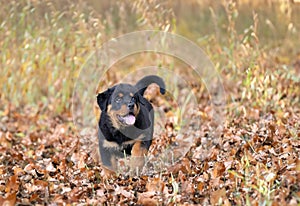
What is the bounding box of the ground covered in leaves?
[1,0,300,205]
[0,74,299,205]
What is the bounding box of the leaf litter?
[0,69,299,205]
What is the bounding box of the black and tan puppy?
[97,75,165,171]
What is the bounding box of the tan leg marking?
[130,141,148,173]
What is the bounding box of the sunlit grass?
[1,0,299,115]
[0,0,299,205]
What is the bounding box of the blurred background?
[0,0,299,113]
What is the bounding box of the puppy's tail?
[135,75,166,96]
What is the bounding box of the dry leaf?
[5,175,18,193]
[210,188,227,205]
[146,177,166,193]
[137,192,159,206]
[212,162,225,178]
[0,192,16,206]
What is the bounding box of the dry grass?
[0,0,299,205]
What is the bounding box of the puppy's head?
[97,84,140,129]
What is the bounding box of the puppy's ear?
[135,93,149,106]
[97,87,115,111]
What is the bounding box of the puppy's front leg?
[130,140,150,174]
[99,138,119,170]
[99,146,113,169]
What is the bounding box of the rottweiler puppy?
[97,75,165,171]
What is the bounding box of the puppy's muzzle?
[128,101,135,111]
[116,100,136,126]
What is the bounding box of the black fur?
[97,75,165,170]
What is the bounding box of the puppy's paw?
[100,165,117,180]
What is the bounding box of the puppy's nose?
[128,102,134,110]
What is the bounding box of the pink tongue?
[124,115,136,125]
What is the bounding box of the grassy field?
[0,0,299,205]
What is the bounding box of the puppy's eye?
[131,97,136,102]
[115,97,122,103]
